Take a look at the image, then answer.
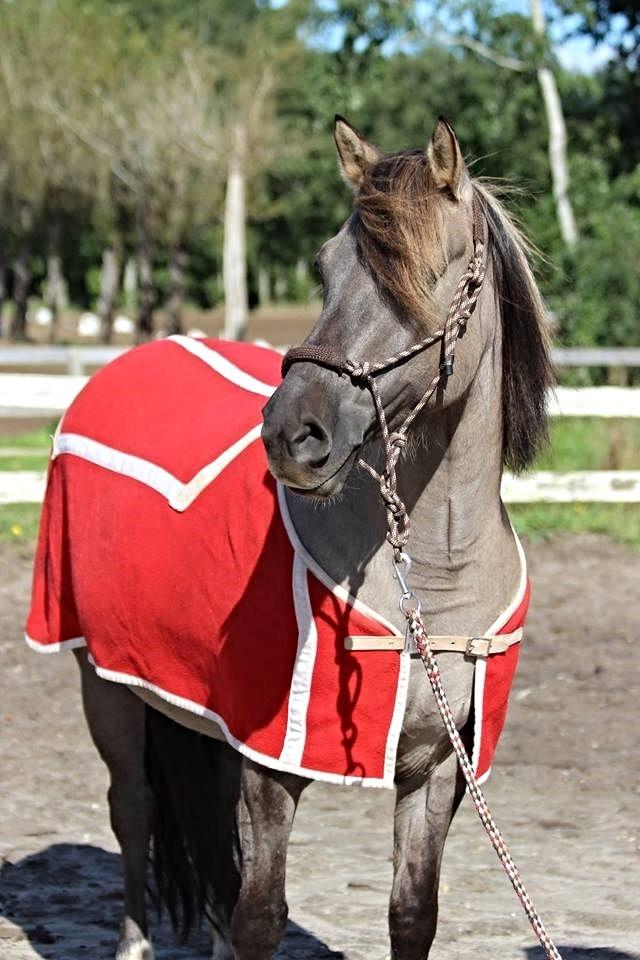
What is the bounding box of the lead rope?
[406,602,562,960]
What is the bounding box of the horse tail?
[144,705,242,940]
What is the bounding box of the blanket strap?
[344,627,523,654]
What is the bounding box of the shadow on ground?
[0,844,343,960]
[525,948,640,959]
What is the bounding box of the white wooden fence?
[0,345,638,505]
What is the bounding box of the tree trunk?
[136,211,155,343]
[166,247,188,336]
[258,263,270,306]
[10,205,33,341]
[223,124,248,340]
[531,0,578,247]
[44,218,67,343]
[11,247,31,341]
[274,267,286,301]
[0,241,7,338]
[98,247,120,344]
[123,256,138,314]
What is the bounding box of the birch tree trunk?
[98,247,120,344]
[531,0,578,246]
[166,247,188,336]
[223,124,248,340]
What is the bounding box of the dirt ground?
[1,533,638,960]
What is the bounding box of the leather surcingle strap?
[344,627,523,655]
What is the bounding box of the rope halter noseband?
[282,190,489,563]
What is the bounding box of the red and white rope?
[407,611,563,960]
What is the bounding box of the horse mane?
[354,154,554,472]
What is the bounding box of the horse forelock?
[354,150,448,326]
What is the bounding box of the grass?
[0,424,54,471]
[510,503,640,550]
[537,418,640,471]
[0,503,42,552]
[0,454,49,471]
[0,420,639,549]
[0,424,57,449]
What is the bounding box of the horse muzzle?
[261,369,368,498]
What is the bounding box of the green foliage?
[0,0,637,351]
[546,165,640,354]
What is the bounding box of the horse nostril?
[290,417,332,467]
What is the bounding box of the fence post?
[67,348,84,376]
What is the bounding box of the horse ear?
[334,115,381,191]
[427,117,469,200]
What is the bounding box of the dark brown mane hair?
[354,155,554,472]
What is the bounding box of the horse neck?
[285,292,522,636]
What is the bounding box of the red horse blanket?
[26,336,528,787]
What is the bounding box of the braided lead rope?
[406,611,563,960]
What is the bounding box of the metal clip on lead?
[393,552,421,616]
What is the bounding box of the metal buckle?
[465,637,491,658]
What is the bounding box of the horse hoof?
[116,924,154,960]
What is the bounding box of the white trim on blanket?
[53,433,183,501]
[169,425,263,511]
[277,481,410,786]
[26,631,395,787]
[168,336,276,398]
[52,426,263,513]
[25,632,86,654]
[276,483,403,639]
[470,526,527,778]
[279,557,318,768]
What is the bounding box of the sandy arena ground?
[1,533,638,960]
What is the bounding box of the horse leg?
[389,751,466,960]
[230,760,307,960]
[74,649,153,960]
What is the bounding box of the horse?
[25,115,553,960]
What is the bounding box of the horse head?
[263,116,498,497]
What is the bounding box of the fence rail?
[1,374,639,419]
[2,469,639,506]
[0,344,639,375]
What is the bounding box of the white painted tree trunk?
[223,125,248,340]
[531,0,578,247]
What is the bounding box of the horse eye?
[313,257,323,280]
